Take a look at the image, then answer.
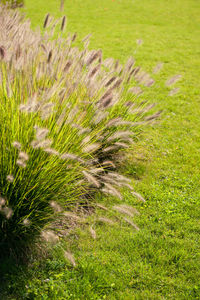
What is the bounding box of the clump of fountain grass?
[0,0,24,8]
[0,6,169,258]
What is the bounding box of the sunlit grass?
[1,0,200,299]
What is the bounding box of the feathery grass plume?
[103,57,115,69]
[89,226,97,239]
[88,64,101,79]
[126,65,141,83]
[127,69,135,83]
[92,111,109,125]
[101,174,118,186]
[111,78,122,90]
[86,50,101,65]
[108,142,126,150]
[144,78,155,87]
[41,230,59,244]
[12,141,21,149]
[83,143,100,153]
[82,171,101,188]
[106,117,122,127]
[16,159,26,168]
[166,74,182,86]
[0,197,6,207]
[41,104,55,119]
[61,153,84,163]
[19,96,40,113]
[64,250,76,267]
[6,82,13,98]
[63,61,72,72]
[2,207,13,219]
[99,93,114,108]
[35,127,49,141]
[98,217,115,225]
[152,62,163,74]
[60,0,65,12]
[79,127,91,135]
[102,161,116,168]
[18,151,29,161]
[89,167,104,174]
[31,139,53,149]
[82,33,92,43]
[105,76,117,87]
[103,145,120,153]
[137,70,151,83]
[107,130,132,142]
[124,101,135,108]
[82,37,91,49]
[6,175,14,183]
[115,121,136,127]
[121,204,140,215]
[15,44,21,60]
[95,203,109,211]
[113,204,139,217]
[43,13,50,28]
[169,87,180,96]
[0,46,5,59]
[135,71,148,84]
[128,86,143,96]
[142,103,156,113]
[47,50,53,63]
[71,33,77,42]
[61,15,66,31]
[23,218,31,226]
[131,191,146,202]
[115,142,129,148]
[103,183,122,200]
[144,110,162,121]
[50,201,62,213]
[81,135,91,145]
[132,66,141,77]
[125,57,135,72]
[136,39,143,46]
[43,148,59,156]
[63,212,82,221]
[107,119,134,127]
[107,173,131,184]
[123,217,139,231]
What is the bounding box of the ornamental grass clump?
[0,0,24,8]
[0,7,164,257]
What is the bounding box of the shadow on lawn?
[0,247,44,298]
[0,256,26,298]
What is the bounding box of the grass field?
[1,0,200,299]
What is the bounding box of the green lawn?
[1,0,200,299]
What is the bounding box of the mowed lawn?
[2,0,200,299]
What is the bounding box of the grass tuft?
[0,5,160,258]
